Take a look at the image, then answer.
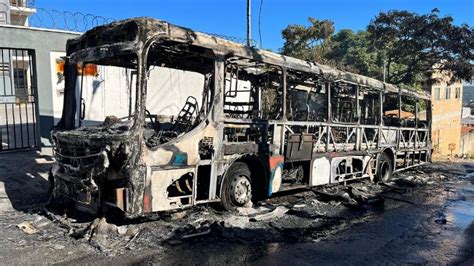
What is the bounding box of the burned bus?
[50,18,431,217]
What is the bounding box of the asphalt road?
[0,152,473,265]
[118,163,474,265]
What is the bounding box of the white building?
[0,0,36,26]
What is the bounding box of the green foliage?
[280,9,473,87]
[281,17,334,62]
[367,9,473,85]
[326,30,381,77]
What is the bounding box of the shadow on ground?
[451,222,474,264]
[0,150,53,212]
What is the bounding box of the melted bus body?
[50,18,431,217]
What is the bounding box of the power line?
[258,0,263,48]
[247,0,251,47]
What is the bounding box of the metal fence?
[0,48,39,151]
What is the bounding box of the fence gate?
[0,48,39,151]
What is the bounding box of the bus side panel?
[268,155,284,195]
[149,167,196,212]
[142,122,218,167]
[311,157,331,186]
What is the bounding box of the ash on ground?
[1,161,473,264]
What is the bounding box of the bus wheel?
[221,162,253,211]
[377,152,393,182]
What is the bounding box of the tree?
[281,22,381,78]
[281,17,334,62]
[280,10,473,87]
[367,9,473,85]
[326,29,381,77]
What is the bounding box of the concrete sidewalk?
[0,149,54,213]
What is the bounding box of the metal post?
[247,0,251,47]
[383,59,386,83]
[377,90,382,149]
[326,82,331,152]
[282,68,286,120]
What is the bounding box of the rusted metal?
[49,18,432,217]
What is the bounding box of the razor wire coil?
[28,8,115,32]
[5,3,257,46]
[204,32,257,47]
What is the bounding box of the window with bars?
[0,62,9,76]
[14,67,29,103]
[445,87,451,100]
[434,87,440,101]
[10,0,28,8]
[455,87,461,98]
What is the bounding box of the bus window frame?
[223,57,284,121]
[330,82,359,125]
[358,86,382,126]
[285,69,328,122]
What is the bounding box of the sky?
[36,0,474,51]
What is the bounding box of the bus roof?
[68,17,431,100]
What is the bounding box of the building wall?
[431,74,463,156]
[1,24,207,149]
[0,24,79,147]
[0,0,11,24]
[50,61,205,126]
[461,129,474,156]
[462,79,474,107]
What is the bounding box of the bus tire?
[377,152,393,182]
[221,162,253,211]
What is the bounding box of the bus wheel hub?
[230,176,251,205]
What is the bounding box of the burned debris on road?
[1,158,472,264]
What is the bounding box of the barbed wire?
[204,32,257,47]
[3,3,257,46]
[28,8,115,32]
[28,8,256,46]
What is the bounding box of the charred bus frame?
[50,18,431,217]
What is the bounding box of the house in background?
[462,79,474,109]
[0,0,81,151]
[461,78,474,157]
[1,0,144,155]
[1,0,36,26]
[461,122,474,157]
[429,71,463,158]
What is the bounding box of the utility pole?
[247,0,251,47]
[383,59,387,82]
